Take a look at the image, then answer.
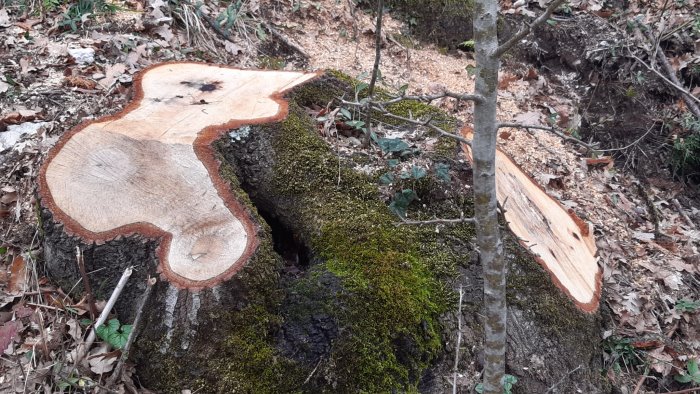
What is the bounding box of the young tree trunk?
[472,1,507,392]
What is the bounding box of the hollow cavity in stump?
[39,62,318,288]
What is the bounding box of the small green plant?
[459,39,475,51]
[603,336,644,374]
[475,374,518,394]
[42,0,62,11]
[257,56,285,70]
[671,114,700,177]
[434,162,451,182]
[59,0,117,31]
[675,299,700,313]
[81,318,132,349]
[675,359,700,385]
[388,189,417,218]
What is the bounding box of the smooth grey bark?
[473,1,568,392]
[471,0,506,392]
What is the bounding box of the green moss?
[242,81,464,391]
[148,73,585,393]
[258,55,286,70]
[506,238,598,341]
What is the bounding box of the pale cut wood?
[40,62,318,287]
[462,127,601,312]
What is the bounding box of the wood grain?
[40,62,318,288]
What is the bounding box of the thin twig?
[632,373,648,394]
[629,52,700,109]
[76,247,98,320]
[74,267,133,366]
[452,286,464,394]
[544,364,582,393]
[634,24,700,117]
[106,276,156,388]
[398,216,475,226]
[379,91,483,105]
[494,0,567,57]
[497,122,597,151]
[364,0,384,144]
[366,0,383,98]
[343,99,473,146]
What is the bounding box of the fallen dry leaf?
[7,255,27,295]
[0,320,21,352]
[64,76,97,90]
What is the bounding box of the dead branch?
[497,122,597,151]
[493,0,567,57]
[452,286,464,394]
[635,23,700,118]
[106,276,156,388]
[74,267,133,367]
[75,247,98,320]
[628,53,700,113]
[364,0,385,144]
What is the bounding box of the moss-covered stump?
[41,69,606,392]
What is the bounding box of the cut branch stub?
[39,62,318,288]
[462,127,602,312]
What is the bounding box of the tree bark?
[472,0,507,391]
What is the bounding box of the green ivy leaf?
[435,163,450,182]
[96,319,131,349]
[376,138,410,153]
[389,189,417,218]
[379,172,394,185]
[411,166,426,179]
[465,65,476,77]
[340,108,352,120]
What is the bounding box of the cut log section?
[39,62,317,288]
[461,127,601,312]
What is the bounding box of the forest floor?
[0,0,699,392]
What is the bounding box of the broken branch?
[106,276,155,388]
[74,266,133,366]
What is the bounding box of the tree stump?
[38,62,318,386]
[39,65,607,392]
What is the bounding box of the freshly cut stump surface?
[462,127,601,312]
[39,62,318,288]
